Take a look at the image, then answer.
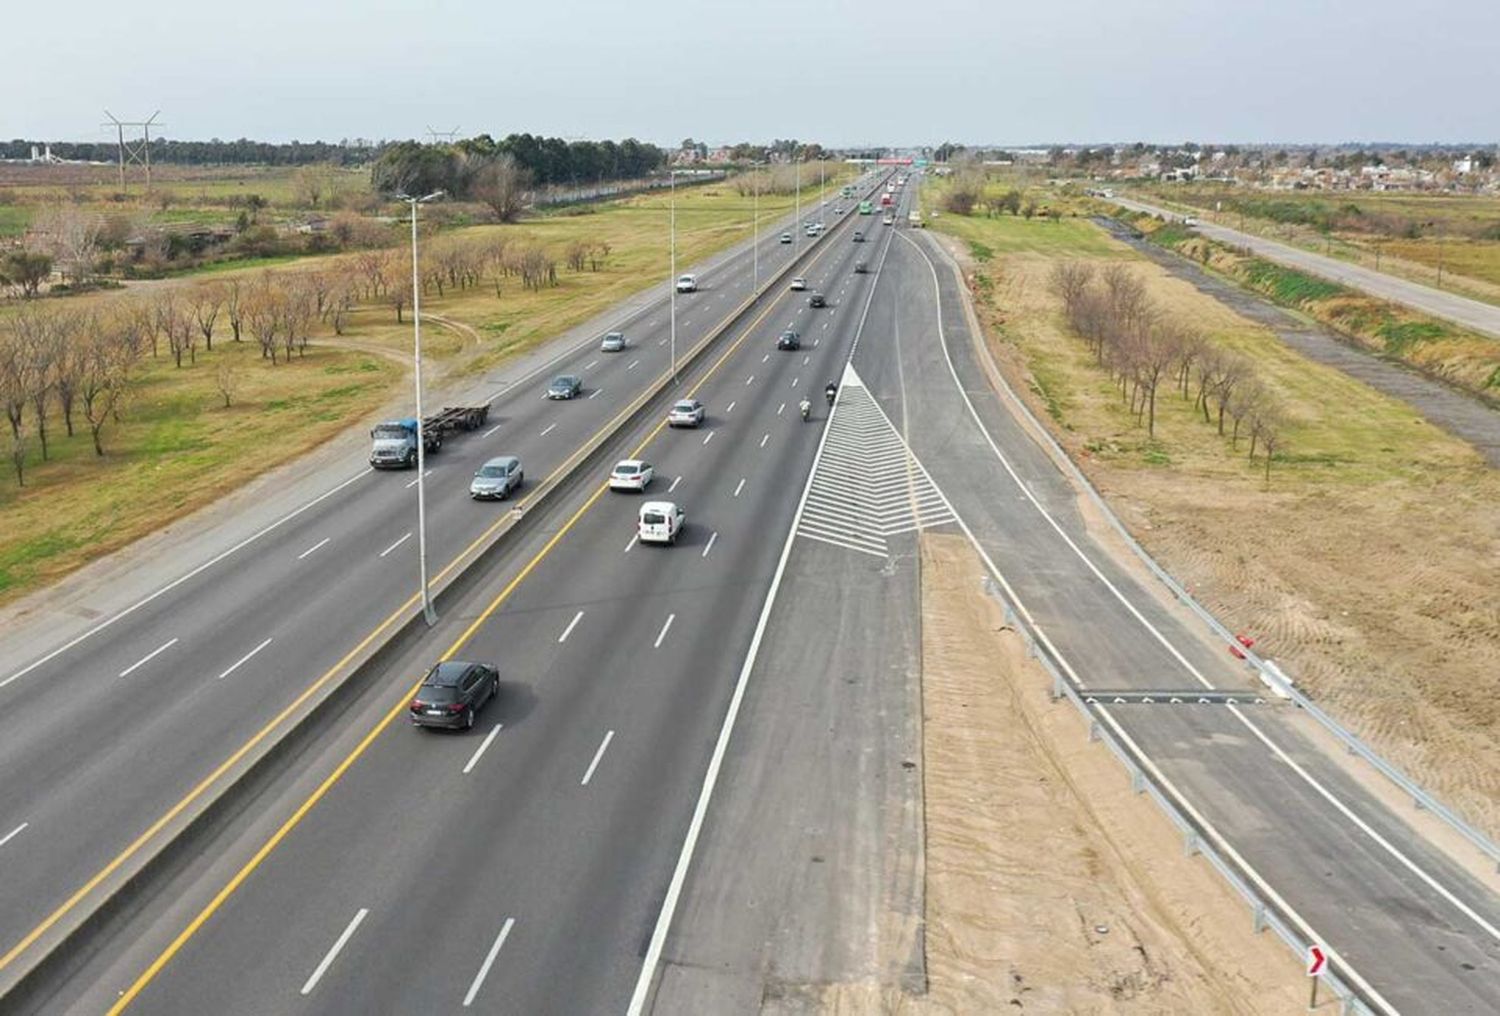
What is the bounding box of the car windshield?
[642,512,666,525]
[478,465,506,478]
[553,377,576,387]
[372,425,407,439]
[418,684,460,704]
[673,401,696,412]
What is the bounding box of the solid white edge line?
[216,637,274,680]
[118,637,179,678]
[581,730,615,786]
[0,467,372,690]
[898,229,1404,1011]
[0,823,27,849]
[462,724,504,775]
[625,203,895,1012]
[462,916,515,1007]
[300,907,368,995]
[558,610,585,643]
[378,532,413,558]
[653,614,675,649]
[297,537,331,561]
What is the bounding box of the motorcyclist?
[824,381,837,406]
[799,396,812,420]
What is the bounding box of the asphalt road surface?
[0,171,889,996]
[29,178,913,1015]
[1113,195,1500,340]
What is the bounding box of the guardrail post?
[1130,767,1145,794]
[1051,673,1064,701]
[1252,902,1266,933]
[1184,831,1200,857]
[1088,721,1101,742]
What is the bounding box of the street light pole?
[400,190,443,626]
[669,169,678,383]
[752,167,760,295]
[794,148,801,254]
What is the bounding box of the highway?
[30,173,913,1015]
[10,172,1498,1015]
[1112,194,1500,340]
[0,170,887,998]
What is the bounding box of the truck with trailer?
[369,405,490,469]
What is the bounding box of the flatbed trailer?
[422,405,490,450]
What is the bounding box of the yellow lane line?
[106,232,850,1012]
[0,237,776,984]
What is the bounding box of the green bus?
[858,200,873,215]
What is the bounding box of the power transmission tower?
[103,110,162,193]
[426,125,461,145]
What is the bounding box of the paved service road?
[845,224,1500,1015]
[1113,195,1500,340]
[0,172,888,994]
[35,177,910,1015]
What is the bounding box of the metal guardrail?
[984,584,1374,1016]
[936,234,1500,873]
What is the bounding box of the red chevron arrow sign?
[1307,944,1327,977]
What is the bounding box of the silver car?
[470,456,524,500]
[667,398,705,428]
[601,331,626,352]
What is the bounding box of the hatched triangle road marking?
[795,364,958,558]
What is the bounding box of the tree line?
[371,134,665,205]
[0,223,614,484]
[1049,261,1288,480]
[1,138,382,166]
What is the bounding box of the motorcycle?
[824,386,837,406]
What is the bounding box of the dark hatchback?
[409,661,500,730]
[808,292,826,308]
[777,329,801,350]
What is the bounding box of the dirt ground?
[815,534,1304,1015]
[935,228,1500,843]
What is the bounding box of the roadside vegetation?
[1129,213,1500,400]
[1133,184,1500,304]
[0,166,852,603]
[925,173,1500,837]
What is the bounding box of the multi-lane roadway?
[7,170,1499,1015]
[0,170,889,1003]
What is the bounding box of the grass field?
[0,168,852,604]
[927,191,1500,837]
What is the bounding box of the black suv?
[777,329,801,351]
[808,292,826,308]
[852,231,864,243]
[409,661,500,730]
[854,261,869,274]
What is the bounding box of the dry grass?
[931,209,1500,837]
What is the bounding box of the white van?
[638,501,685,545]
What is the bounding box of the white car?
[676,274,697,292]
[609,459,654,492]
[789,276,807,291]
[779,232,792,244]
[667,398,705,428]
[638,501,685,545]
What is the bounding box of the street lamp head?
[395,190,446,203]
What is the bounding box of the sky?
[5,0,1497,147]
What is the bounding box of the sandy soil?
[815,534,1303,1014]
[937,229,1500,843]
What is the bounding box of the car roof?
[673,398,701,408]
[424,660,478,686]
[604,331,623,338]
[640,500,678,514]
[614,458,646,468]
[482,456,520,468]
[553,374,579,383]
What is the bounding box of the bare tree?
[216,358,240,407]
[1136,324,1183,437]
[1048,260,1094,317]
[32,206,102,285]
[244,278,283,365]
[1210,354,1250,435]
[0,316,37,483]
[191,285,224,352]
[1227,377,1265,449]
[471,154,530,223]
[79,310,142,456]
[224,277,245,342]
[565,240,589,272]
